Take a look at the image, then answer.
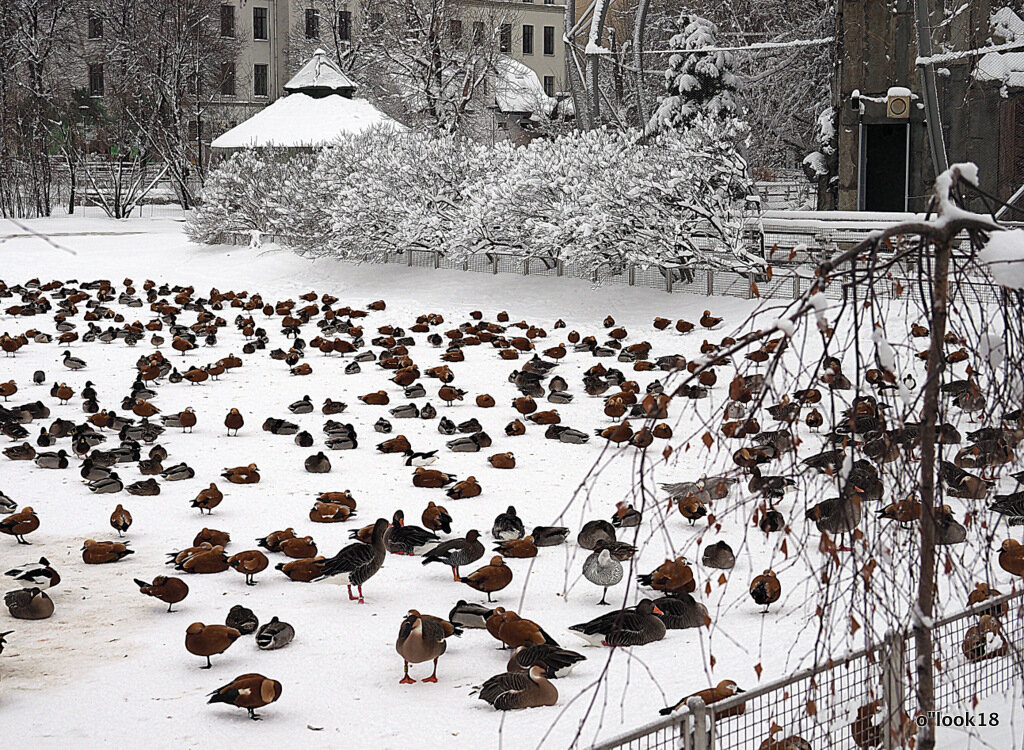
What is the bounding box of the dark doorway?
[861,123,908,212]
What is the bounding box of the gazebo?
[210,50,405,153]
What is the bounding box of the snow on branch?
[645,35,834,55]
[916,38,1024,66]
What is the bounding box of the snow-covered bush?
[186,148,330,245]
[454,124,758,272]
[189,123,760,276]
[319,132,489,261]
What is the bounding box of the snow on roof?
[974,9,1024,89]
[492,56,556,116]
[974,50,1024,87]
[210,92,404,150]
[284,49,357,96]
[992,7,1024,43]
[979,228,1024,290]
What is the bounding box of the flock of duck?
[1,275,1022,739]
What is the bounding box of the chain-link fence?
[592,590,1024,750]
[224,220,1007,306]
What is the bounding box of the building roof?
[492,56,556,116]
[284,48,357,97]
[210,92,405,150]
[974,9,1024,90]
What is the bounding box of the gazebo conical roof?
[284,48,357,98]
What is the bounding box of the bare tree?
[0,0,78,217]
[353,0,519,134]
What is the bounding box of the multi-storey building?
[209,1,567,131]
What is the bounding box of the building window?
[499,23,511,53]
[522,24,533,55]
[544,25,555,56]
[220,62,235,96]
[88,15,103,39]
[253,7,268,40]
[473,21,485,45]
[338,10,352,41]
[449,19,462,41]
[254,64,268,97]
[88,64,104,96]
[544,0,555,4]
[220,4,235,37]
[305,9,319,38]
[543,75,555,97]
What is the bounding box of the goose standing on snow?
[396,610,461,684]
[583,548,623,605]
[421,529,484,580]
[317,517,389,603]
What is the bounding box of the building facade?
[209,0,567,131]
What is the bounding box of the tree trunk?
[914,233,951,750]
[632,0,650,126]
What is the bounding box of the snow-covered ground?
[0,211,1019,749]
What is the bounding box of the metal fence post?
[628,264,635,286]
[556,260,564,277]
[706,269,714,296]
[523,259,529,276]
[462,258,468,271]
[492,254,499,274]
[406,251,413,267]
[664,268,673,294]
[688,697,708,750]
[433,251,440,270]
[882,629,906,750]
[793,275,801,299]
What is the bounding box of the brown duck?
[186,622,241,668]
[227,550,269,585]
[222,464,260,484]
[276,556,325,582]
[82,539,134,564]
[191,483,223,514]
[135,575,189,612]
[0,507,39,544]
[460,556,513,602]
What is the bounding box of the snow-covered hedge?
[188,125,761,274]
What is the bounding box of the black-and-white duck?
[5,557,60,589]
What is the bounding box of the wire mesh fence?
[223,225,1004,307]
[592,590,1024,750]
